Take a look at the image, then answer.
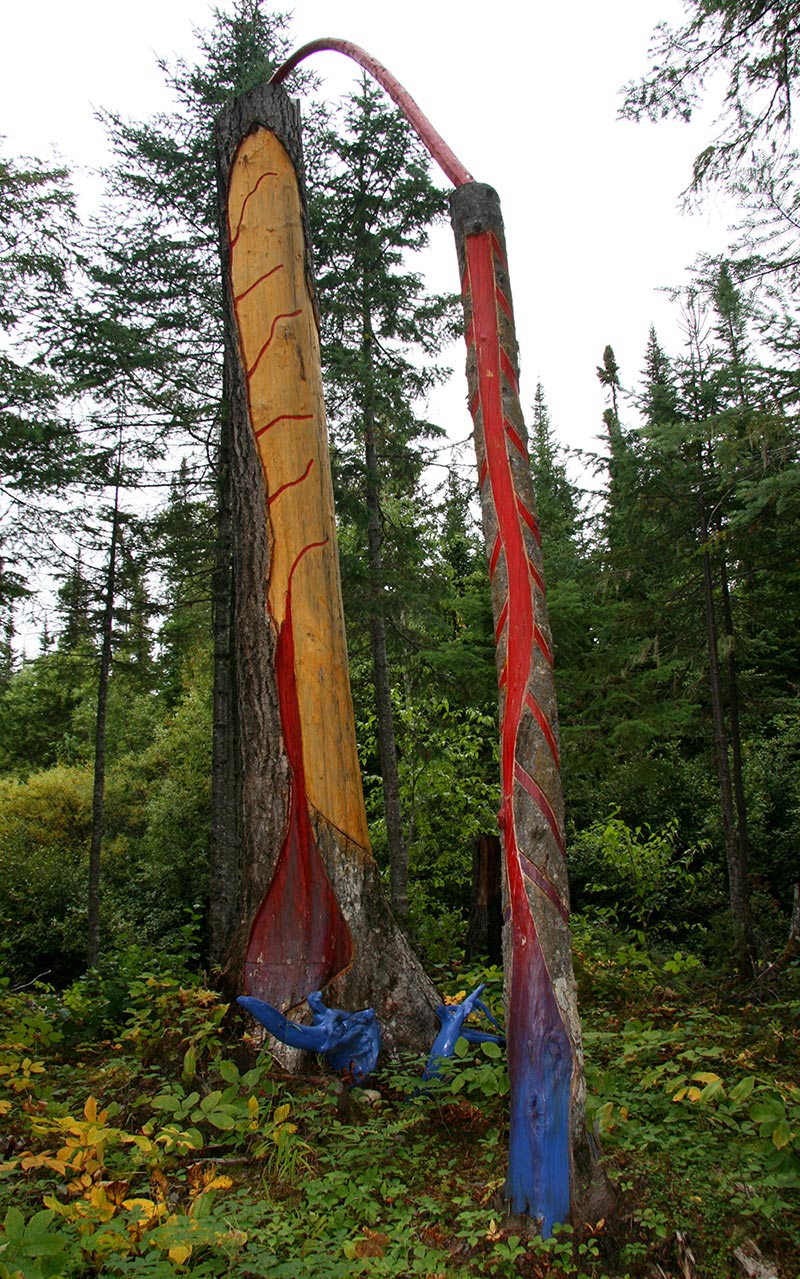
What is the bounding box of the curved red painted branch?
[270,38,473,189]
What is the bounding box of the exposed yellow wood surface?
[228,129,370,851]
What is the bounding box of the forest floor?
[0,932,798,1279]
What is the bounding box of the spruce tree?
[307,75,458,922]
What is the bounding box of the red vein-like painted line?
[228,170,279,251]
[248,310,302,379]
[235,262,284,305]
[268,457,315,507]
[255,411,313,440]
[518,850,570,923]
[286,536,329,600]
[514,761,567,859]
[526,691,560,768]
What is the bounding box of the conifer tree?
[307,76,458,922]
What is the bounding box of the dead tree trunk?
[465,833,502,964]
[213,83,437,1052]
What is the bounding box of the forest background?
[0,1,799,1276]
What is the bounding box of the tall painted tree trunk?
[213,83,437,1051]
[450,183,607,1231]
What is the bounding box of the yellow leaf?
[687,1086,702,1102]
[168,1244,193,1265]
[692,1072,722,1085]
[123,1198,160,1220]
[205,1175,233,1192]
[84,1096,98,1123]
[0,1101,10,1115]
[273,1103,291,1125]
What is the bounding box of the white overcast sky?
[2,0,731,471]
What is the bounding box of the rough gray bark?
[214,82,437,1052]
[209,398,241,969]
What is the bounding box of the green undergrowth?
[0,941,797,1279]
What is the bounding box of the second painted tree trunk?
[450,182,606,1231]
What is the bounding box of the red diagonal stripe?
[489,533,503,578]
[514,761,567,858]
[500,348,519,394]
[495,598,509,643]
[518,851,569,923]
[490,231,508,272]
[517,497,542,546]
[528,556,546,596]
[533,624,554,667]
[496,284,513,322]
[505,421,527,458]
[525,691,560,768]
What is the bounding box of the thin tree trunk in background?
[87,426,122,969]
[719,556,749,878]
[361,313,408,923]
[466,833,502,964]
[209,397,241,968]
[698,481,752,952]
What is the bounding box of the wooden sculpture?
[216,50,607,1234]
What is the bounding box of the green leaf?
[206,1110,235,1131]
[218,1060,239,1084]
[2,1210,24,1245]
[772,1119,793,1150]
[182,1045,197,1080]
[728,1076,756,1104]
[453,1036,469,1060]
[480,1040,502,1059]
[750,1100,785,1125]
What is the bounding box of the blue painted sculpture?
[423,983,504,1081]
[238,991,381,1083]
